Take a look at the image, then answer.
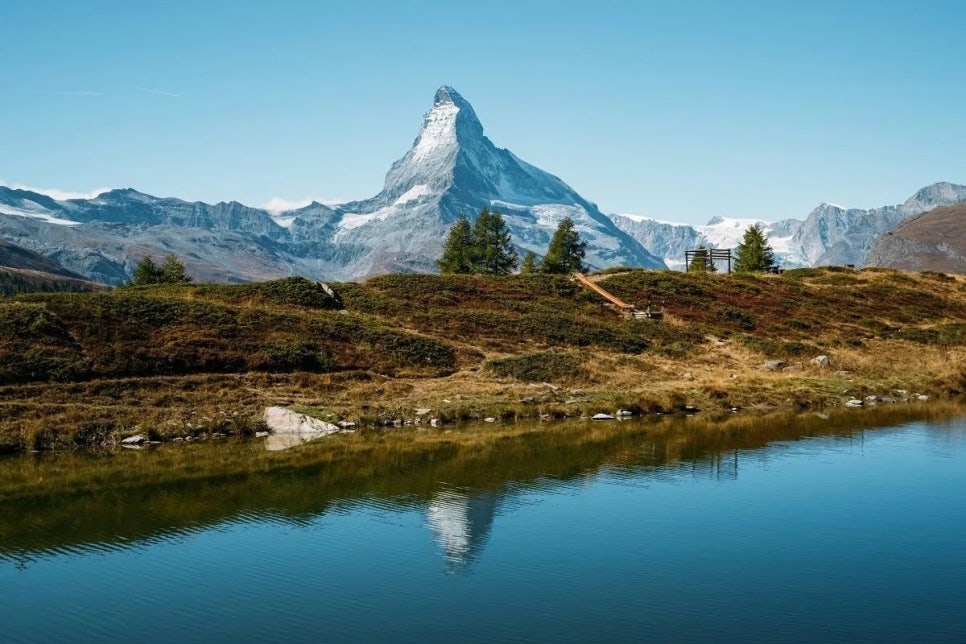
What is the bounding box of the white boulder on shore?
[262,407,343,451]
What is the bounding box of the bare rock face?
[864,204,966,274]
[262,407,341,451]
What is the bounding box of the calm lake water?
[2,410,966,643]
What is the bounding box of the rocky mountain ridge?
[610,182,966,269]
[2,85,964,282]
[0,87,664,284]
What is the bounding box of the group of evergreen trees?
[436,209,518,275]
[129,254,193,286]
[438,208,587,275]
[688,223,776,273]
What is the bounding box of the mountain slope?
[0,238,84,278]
[0,87,664,284]
[0,239,105,295]
[864,203,966,273]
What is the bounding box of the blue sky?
[2,0,964,224]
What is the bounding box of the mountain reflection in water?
[0,406,961,569]
[427,488,499,573]
[3,407,966,643]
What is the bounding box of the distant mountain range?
[1,86,964,283]
[0,87,662,285]
[611,182,966,270]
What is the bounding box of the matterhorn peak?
[382,86,486,194]
[428,85,484,140]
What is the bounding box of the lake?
[2,408,966,643]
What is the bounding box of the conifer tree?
[130,254,192,285]
[541,217,587,274]
[471,208,518,275]
[436,215,475,274]
[733,224,776,273]
[520,251,538,274]
[131,255,163,286]
[688,245,716,273]
[160,254,193,284]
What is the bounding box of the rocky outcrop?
[262,407,342,451]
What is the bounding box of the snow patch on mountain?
[0,203,80,226]
[395,184,432,205]
[696,217,765,249]
[411,102,460,164]
[611,213,805,269]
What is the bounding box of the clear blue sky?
[2,0,964,224]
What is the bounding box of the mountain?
[790,182,966,266]
[611,214,804,269]
[610,182,966,270]
[0,87,664,285]
[0,238,106,295]
[0,238,85,278]
[316,86,664,273]
[864,203,966,273]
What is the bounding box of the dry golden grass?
[2,268,965,453]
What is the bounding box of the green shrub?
[920,271,954,283]
[894,328,940,344]
[486,352,583,382]
[721,306,756,330]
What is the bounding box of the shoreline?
[0,369,962,456]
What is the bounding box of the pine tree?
[131,255,163,286]
[541,217,587,274]
[436,215,475,274]
[130,254,192,285]
[520,251,538,274]
[733,224,776,273]
[160,254,193,284]
[688,245,717,273]
[471,208,518,275]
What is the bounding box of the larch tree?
[471,208,518,275]
[733,224,776,273]
[130,254,192,286]
[130,255,163,286]
[160,254,193,284]
[437,215,475,274]
[541,217,587,274]
[520,251,538,274]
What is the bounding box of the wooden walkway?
[573,273,660,320]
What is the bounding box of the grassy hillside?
[0,238,83,277]
[1,269,965,452]
[0,266,106,296]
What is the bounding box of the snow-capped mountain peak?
[382,86,486,196]
[330,86,665,271]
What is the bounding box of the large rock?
[263,407,341,451]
